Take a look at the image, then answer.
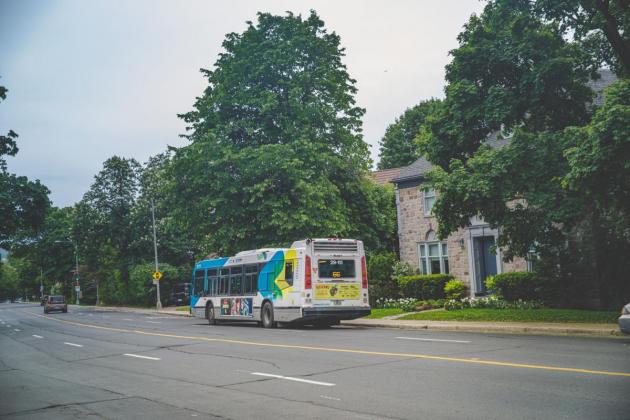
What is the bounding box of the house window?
[419,242,449,275]
[423,189,436,216]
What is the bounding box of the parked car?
[44,295,68,314]
[40,295,49,306]
[619,303,630,335]
[170,283,191,306]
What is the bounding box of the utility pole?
[151,199,162,310]
[74,242,80,305]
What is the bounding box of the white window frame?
[423,188,436,216]
[418,242,449,275]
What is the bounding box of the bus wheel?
[206,303,216,325]
[261,302,275,328]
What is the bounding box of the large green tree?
[420,0,630,307]
[377,99,441,170]
[0,82,50,245]
[536,0,630,77]
[174,11,395,255]
[73,156,141,303]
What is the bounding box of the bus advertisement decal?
[314,283,360,300]
[220,298,253,316]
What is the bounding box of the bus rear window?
[318,259,356,279]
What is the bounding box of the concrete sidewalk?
[342,318,624,337]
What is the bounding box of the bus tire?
[206,302,216,325]
[261,301,275,328]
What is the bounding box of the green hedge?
[398,274,454,300]
[485,272,541,301]
[444,279,466,300]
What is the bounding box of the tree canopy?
[377,99,441,170]
[174,11,395,255]
[421,0,630,307]
[0,82,50,246]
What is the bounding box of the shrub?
[391,260,417,283]
[485,272,541,302]
[398,274,453,300]
[413,299,446,311]
[367,252,399,306]
[444,279,466,300]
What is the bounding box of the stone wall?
[396,184,527,295]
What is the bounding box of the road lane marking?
[320,395,341,401]
[32,334,43,338]
[146,321,161,324]
[123,353,161,360]
[26,311,630,378]
[251,372,335,387]
[396,337,471,344]
[64,342,83,347]
[123,318,134,321]
[14,329,21,332]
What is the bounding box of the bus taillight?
[305,255,312,289]
[361,256,368,289]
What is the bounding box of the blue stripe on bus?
[191,258,229,308]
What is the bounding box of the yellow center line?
[24,310,630,378]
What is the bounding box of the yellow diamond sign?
[152,271,162,281]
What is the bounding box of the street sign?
[152,271,162,281]
[75,286,80,292]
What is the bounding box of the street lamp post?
[151,199,162,310]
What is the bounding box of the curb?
[78,305,192,317]
[341,319,624,337]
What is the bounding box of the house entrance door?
[473,236,497,294]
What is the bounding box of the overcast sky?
[0,0,485,208]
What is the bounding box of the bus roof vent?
[313,240,358,253]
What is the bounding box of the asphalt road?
[1,303,629,420]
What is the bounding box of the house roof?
[392,70,617,185]
[368,167,401,186]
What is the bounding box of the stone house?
[374,69,617,297]
[388,154,527,297]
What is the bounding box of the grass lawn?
[398,308,619,324]
[175,306,190,312]
[364,308,406,319]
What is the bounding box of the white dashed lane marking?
[14,329,21,332]
[32,335,43,338]
[396,337,471,344]
[64,342,83,347]
[251,372,335,387]
[123,353,161,361]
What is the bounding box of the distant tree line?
[0,11,397,305]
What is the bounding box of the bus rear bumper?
[301,306,371,321]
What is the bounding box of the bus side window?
[219,268,230,295]
[244,265,258,295]
[194,270,205,297]
[208,269,218,296]
[285,260,294,286]
[229,266,243,296]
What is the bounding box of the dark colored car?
[40,295,49,306]
[44,295,67,314]
[170,283,191,306]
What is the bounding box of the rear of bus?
[300,238,371,322]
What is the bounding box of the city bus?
[190,238,371,327]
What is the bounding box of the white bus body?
[190,238,371,327]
